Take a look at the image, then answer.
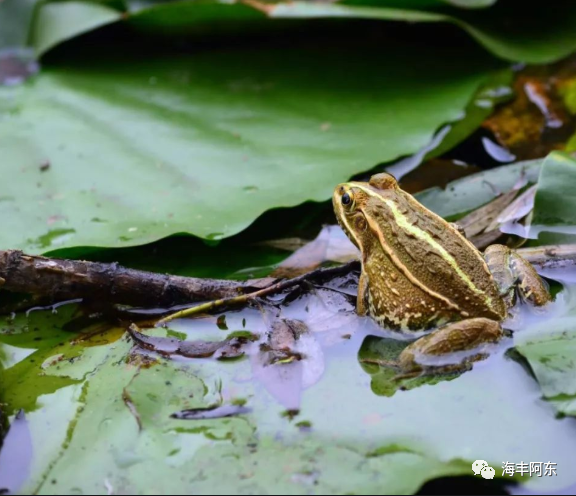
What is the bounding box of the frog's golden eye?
[341,190,355,211]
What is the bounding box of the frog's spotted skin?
[333,172,551,376]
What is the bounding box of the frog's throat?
[350,183,496,312]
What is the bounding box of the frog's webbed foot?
[484,244,551,307]
[393,318,503,380]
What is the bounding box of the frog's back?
[365,189,506,328]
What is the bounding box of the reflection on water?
[0,411,32,494]
[1,266,576,493]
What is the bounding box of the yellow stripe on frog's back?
[352,183,496,312]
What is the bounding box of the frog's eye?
[341,193,352,206]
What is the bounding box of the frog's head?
[333,173,399,251]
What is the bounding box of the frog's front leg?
[356,270,369,316]
[484,245,551,308]
[394,317,503,379]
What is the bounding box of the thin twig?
[156,261,360,326]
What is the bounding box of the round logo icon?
[472,460,488,476]
[481,466,496,480]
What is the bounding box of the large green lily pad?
[6,0,576,64]
[0,38,497,253]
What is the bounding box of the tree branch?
[0,244,574,317]
[0,250,274,310]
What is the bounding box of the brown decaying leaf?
[483,57,576,160]
[457,189,520,239]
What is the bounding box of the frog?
[333,172,551,379]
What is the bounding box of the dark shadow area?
[418,475,513,495]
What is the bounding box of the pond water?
[2,261,576,494]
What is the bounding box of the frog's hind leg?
[484,245,551,307]
[394,317,503,380]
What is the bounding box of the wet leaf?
[516,321,576,410]
[415,158,542,220]
[30,1,123,56]
[514,281,576,417]
[531,152,576,243]
[271,225,359,277]
[0,36,497,253]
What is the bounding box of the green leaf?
[8,0,576,64]
[0,37,497,253]
[269,0,576,63]
[415,158,542,220]
[531,152,576,244]
[516,321,576,405]
[567,134,576,154]
[0,0,39,49]
[29,1,123,57]
[514,290,576,417]
[127,0,266,29]
[441,0,497,6]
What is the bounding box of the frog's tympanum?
[333,173,551,378]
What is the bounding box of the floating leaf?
[531,152,576,244]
